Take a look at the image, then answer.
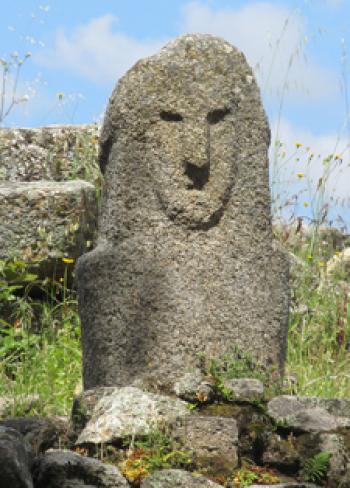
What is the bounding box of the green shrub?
[302,451,331,484]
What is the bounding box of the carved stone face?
[99,35,267,233]
[148,97,237,229]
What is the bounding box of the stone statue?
[77,34,289,390]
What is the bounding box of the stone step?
[0,180,97,277]
[0,124,99,182]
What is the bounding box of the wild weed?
[0,258,81,416]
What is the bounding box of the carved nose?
[184,124,209,168]
[184,160,209,190]
[183,124,210,190]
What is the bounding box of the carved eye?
[207,108,231,125]
[160,111,183,122]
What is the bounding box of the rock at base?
[249,484,318,488]
[0,416,72,455]
[171,416,238,476]
[173,371,215,403]
[33,449,128,488]
[0,426,34,488]
[75,386,189,445]
[222,378,264,402]
[140,469,222,487]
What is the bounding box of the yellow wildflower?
[318,261,326,268]
[62,257,74,264]
[57,92,64,100]
[335,154,342,161]
[295,142,302,148]
[303,202,310,207]
[296,172,305,178]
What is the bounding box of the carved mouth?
[184,161,210,190]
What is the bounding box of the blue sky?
[1,0,350,227]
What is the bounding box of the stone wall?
[0,125,100,276]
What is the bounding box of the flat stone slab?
[141,469,222,487]
[249,484,317,488]
[76,386,189,444]
[222,378,264,401]
[33,450,128,488]
[267,395,350,433]
[0,124,99,181]
[0,416,70,455]
[288,407,339,432]
[0,180,97,264]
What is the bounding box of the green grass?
[285,234,350,398]
[0,258,81,417]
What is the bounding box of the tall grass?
[281,228,350,398]
[0,259,81,416]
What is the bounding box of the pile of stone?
[2,377,350,487]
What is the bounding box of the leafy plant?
[206,345,282,400]
[302,451,331,484]
[120,429,193,484]
[231,465,280,487]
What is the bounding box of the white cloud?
[36,3,339,103]
[36,14,165,84]
[324,0,344,8]
[181,1,339,103]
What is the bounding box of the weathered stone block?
[0,426,33,488]
[0,181,97,268]
[0,124,99,182]
[173,370,215,403]
[77,34,290,390]
[249,484,317,487]
[222,378,264,401]
[75,386,189,445]
[171,415,238,476]
[268,395,350,429]
[262,433,300,473]
[287,407,339,433]
[0,416,71,455]
[33,450,128,488]
[318,433,349,488]
[141,469,222,488]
